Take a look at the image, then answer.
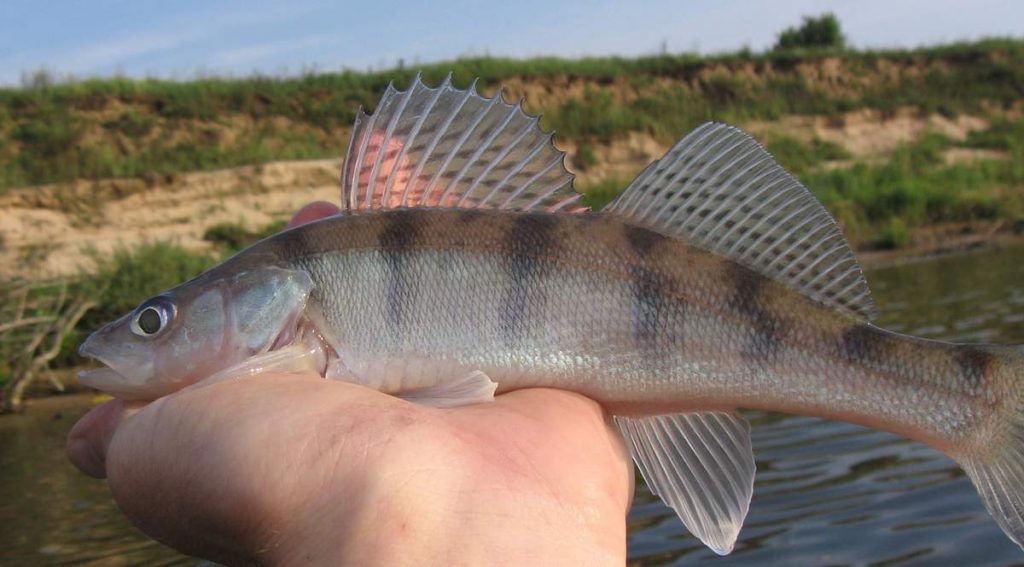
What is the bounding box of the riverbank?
[1,37,1022,281]
[3,38,1023,191]
[2,143,1021,282]
[857,221,1024,268]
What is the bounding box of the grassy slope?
[3,39,1022,182]
[1,38,1023,247]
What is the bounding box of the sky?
[1,0,1022,86]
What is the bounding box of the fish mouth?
[76,357,157,400]
[76,333,132,389]
[77,339,127,389]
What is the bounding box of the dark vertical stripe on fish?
[279,220,321,263]
[836,324,888,362]
[501,214,556,346]
[456,208,486,224]
[729,264,783,364]
[629,265,677,351]
[624,224,669,258]
[378,210,421,340]
[955,347,994,394]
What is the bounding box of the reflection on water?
[2,244,1024,565]
[0,395,192,566]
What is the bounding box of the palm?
[72,374,632,564]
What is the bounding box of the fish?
[78,75,1024,555]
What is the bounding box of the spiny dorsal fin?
[615,411,756,555]
[606,122,878,321]
[341,74,582,213]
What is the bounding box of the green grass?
[581,177,629,210]
[203,219,288,254]
[963,116,1024,150]
[763,134,851,176]
[2,38,1023,190]
[806,132,1023,247]
[579,129,1023,249]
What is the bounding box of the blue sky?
[1,0,1022,85]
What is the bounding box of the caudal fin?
[964,452,1024,549]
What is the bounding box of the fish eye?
[131,297,175,338]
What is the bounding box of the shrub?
[574,143,597,171]
[963,116,1024,150]
[103,109,155,138]
[774,14,846,51]
[203,222,253,252]
[874,218,910,250]
[581,178,627,210]
[204,219,288,254]
[765,135,850,176]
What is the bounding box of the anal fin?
[614,411,755,555]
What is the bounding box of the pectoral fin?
[325,354,497,408]
[187,343,321,392]
[397,370,498,408]
[614,411,756,555]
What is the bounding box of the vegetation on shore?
[2,37,1022,188]
[582,123,1024,249]
[3,33,1023,248]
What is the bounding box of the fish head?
[78,266,314,399]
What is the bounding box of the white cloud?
[0,1,323,82]
[61,31,203,73]
[210,34,339,68]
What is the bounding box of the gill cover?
[78,267,312,399]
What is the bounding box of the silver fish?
[79,75,1024,555]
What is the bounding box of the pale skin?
[66,202,634,566]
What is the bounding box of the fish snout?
[78,332,100,359]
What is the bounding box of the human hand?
[67,202,634,566]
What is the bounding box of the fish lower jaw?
[77,367,163,400]
[77,367,125,389]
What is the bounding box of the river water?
[3,244,1024,566]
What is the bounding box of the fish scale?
[250,208,997,435]
[79,76,1024,557]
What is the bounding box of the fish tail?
[960,346,1024,550]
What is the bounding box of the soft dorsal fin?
[341,74,582,213]
[606,122,878,321]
